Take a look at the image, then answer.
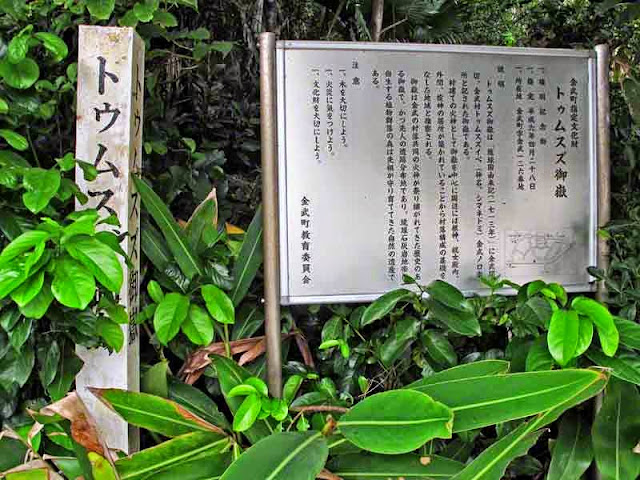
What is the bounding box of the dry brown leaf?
[316,468,342,480]
[238,339,266,366]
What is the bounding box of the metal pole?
[259,32,283,397]
[591,43,610,480]
[371,0,385,42]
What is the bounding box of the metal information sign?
[275,41,598,305]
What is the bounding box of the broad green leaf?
[34,32,68,62]
[133,177,202,280]
[22,168,61,213]
[184,199,217,253]
[201,284,234,324]
[427,299,481,337]
[0,343,34,386]
[9,316,32,350]
[548,310,579,366]
[329,453,465,479]
[379,316,420,367]
[48,345,83,400]
[425,280,467,311]
[0,260,28,300]
[7,28,31,64]
[575,315,594,357]
[450,419,543,480]
[613,316,640,350]
[51,256,96,309]
[147,280,164,303]
[168,376,231,430]
[0,57,39,89]
[0,437,28,471]
[572,297,618,357]
[153,293,190,345]
[622,77,640,124]
[283,375,303,405]
[96,317,124,351]
[142,360,169,398]
[213,355,272,443]
[525,336,554,371]
[338,390,453,454]
[90,388,226,437]
[147,449,231,480]
[153,10,179,27]
[20,281,53,319]
[410,369,607,432]
[38,339,60,388]
[176,0,198,10]
[361,289,412,327]
[5,469,49,480]
[182,304,214,345]
[547,411,593,480]
[220,432,328,480]
[406,360,510,390]
[89,452,117,480]
[422,330,457,367]
[587,349,640,385]
[592,378,640,480]
[141,222,172,272]
[233,394,262,432]
[10,269,44,307]
[0,230,49,265]
[65,235,123,293]
[231,305,264,340]
[51,459,83,480]
[86,0,115,19]
[0,129,28,151]
[230,206,263,306]
[115,431,229,480]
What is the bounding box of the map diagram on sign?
[505,230,576,274]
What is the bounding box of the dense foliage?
[1,0,640,479]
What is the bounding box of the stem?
[223,323,231,357]
[370,0,384,41]
[26,127,40,168]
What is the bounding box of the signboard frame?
[274,41,600,305]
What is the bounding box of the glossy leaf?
[22,168,60,213]
[525,336,554,371]
[361,289,412,327]
[405,360,510,390]
[614,316,640,350]
[168,376,231,430]
[379,316,420,367]
[548,310,579,366]
[0,437,28,471]
[587,349,640,385]
[91,388,226,437]
[427,299,481,337]
[410,369,607,432]
[201,284,234,324]
[51,256,96,309]
[0,58,39,89]
[10,270,44,307]
[141,360,169,398]
[89,452,117,480]
[592,378,640,480]
[133,176,202,279]
[34,32,68,62]
[233,394,262,432]
[0,129,27,151]
[329,453,464,479]
[425,280,467,311]
[141,221,173,272]
[572,297,618,357]
[423,330,457,367]
[0,230,49,265]
[147,280,164,303]
[185,198,218,253]
[182,304,214,345]
[65,235,123,293]
[86,0,115,19]
[220,432,328,480]
[338,390,453,454]
[547,411,593,480]
[230,205,263,306]
[154,293,190,345]
[575,315,594,357]
[0,260,28,300]
[115,431,229,480]
[96,317,124,351]
[19,281,53,319]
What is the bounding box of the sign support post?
[74,26,144,454]
[260,32,283,397]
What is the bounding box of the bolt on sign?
[74,26,144,453]
[273,42,601,304]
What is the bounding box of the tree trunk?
[370,0,384,42]
[265,0,277,33]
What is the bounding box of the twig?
[289,406,349,414]
[317,469,343,480]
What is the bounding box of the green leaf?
[379,317,420,367]
[572,297,618,357]
[34,32,68,62]
[96,316,124,351]
[22,168,61,213]
[48,344,83,400]
[0,129,27,151]
[0,97,8,114]
[89,452,117,480]
[422,330,457,367]
[210,41,234,56]
[233,394,262,432]
[548,310,579,366]
[0,343,34,386]
[5,469,49,480]
[622,77,640,124]
[283,375,303,405]
[7,29,31,64]
[65,235,123,293]
[38,339,60,388]
[525,336,554,371]
[133,0,158,22]
[176,0,198,10]
[338,390,453,454]
[182,304,214,345]
[168,376,231,430]
[19,281,53,319]
[592,378,640,480]
[406,360,510,390]
[184,198,217,253]
[86,0,115,19]
[91,388,226,437]
[201,284,234,324]
[9,316,32,350]
[329,453,465,479]
[154,293,190,345]
[0,230,49,264]
[586,349,640,385]
[410,369,607,432]
[141,222,173,272]
[0,260,28,300]
[213,355,272,443]
[133,176,202,280]
[52,256,96,309]
[10,270,44,307]
[427,299,481,337]
[147,280,164,303]
[451,419,544,480]
[220,432,328,480]
[575,315,594,357]
[547,411,593,480]
[361,289,412,327]
[232,305,264,340]
[115,431,230,480]
[615,316,640,350]
[0,437,28,471]
[230,206,263,306]
[0,57,39,89]
[425,280,467,311]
